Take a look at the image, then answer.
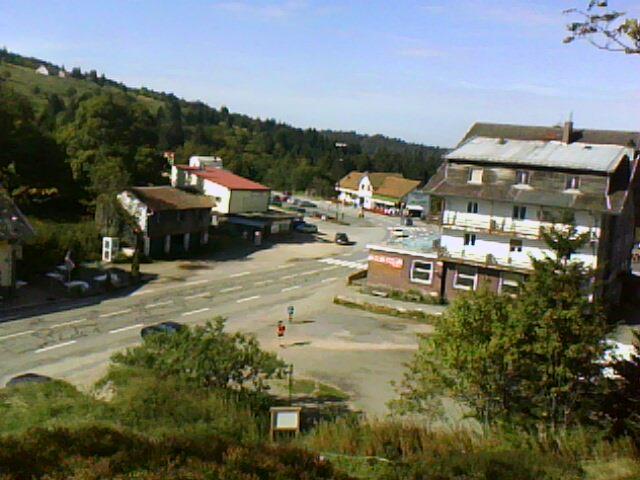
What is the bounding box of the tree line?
[0,50,445,221]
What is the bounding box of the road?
[0,212,425,415]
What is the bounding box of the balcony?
[440,247,533,271]
[437,212,598,240]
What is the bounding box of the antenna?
[569,111,573,123]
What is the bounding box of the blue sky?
[1,0,638,147]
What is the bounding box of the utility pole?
[288,364,294,405]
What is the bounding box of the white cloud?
[214,0,309,20]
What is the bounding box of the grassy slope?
[0,63,163,113]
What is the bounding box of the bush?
[20,219,101,277]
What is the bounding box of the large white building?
[366,121,640,304]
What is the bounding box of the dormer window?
[468,168,483,184]
[565,175,580,190]
[515,170,530,185]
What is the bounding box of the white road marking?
[300,269,320,276]
[220,286,242,293]
[109,323,143,334]
[35,340,77,354]
[276,264,291,269]
[182,307,210,316]
[322,266,339,271]
[282,274,298,280]
[230,271,250,278]
[50,319,85,329]
[254,280,274,286]
[237,295,260,303]
[281,285,300,292]
[321,277,338,283]
[185,279,208,287]
[185,292,209,300]
[146,300,173,308]
[0,330,34,341]
[99,309,132,318]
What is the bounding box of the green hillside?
[0,49,445,221]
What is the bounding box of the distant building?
[336,171,421,212]
[35,65,49,76]
[0,188,35,297]
[58,69,67,78]
[188,155,223,170]
[367,121,640,305]
[117,186,215,258]
[171,163,270,215]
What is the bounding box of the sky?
[1,0,638,147]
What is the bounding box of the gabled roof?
[447,137,634,173]
[461,122,640,149]
[177,166,269,191]
[375,177,421,200]
[367,172,402,189]
[337,171,365,191]
[0,188,35,242]
[128,186,215,212]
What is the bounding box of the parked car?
[299,200,317,208]
[295,222,318,234]
[141,321,185,338]
[6,373,52,387]
[390,227,409,238]
[334,232,350,245]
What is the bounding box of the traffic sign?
[287,305,295,315]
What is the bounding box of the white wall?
[117,191,148,233]
[202,181,232,214]
[358,176,373,208]
[441,195,602,271]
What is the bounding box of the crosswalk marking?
[317,257,368,270]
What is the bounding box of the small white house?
[35,65,49,76]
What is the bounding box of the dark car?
[335,232,350,245]
[6,373,52,387]
[299,200,317,208]
[141,321,185,338]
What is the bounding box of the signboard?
[269,406,302,440]
[368,253,403,269]
[287,306,295,315]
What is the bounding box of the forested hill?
[0,48,445,218]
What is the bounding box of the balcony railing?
[437,212,598,240]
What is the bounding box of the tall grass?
[301,418,640,480]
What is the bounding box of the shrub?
[20,219,101,277]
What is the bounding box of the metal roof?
[446,137,634,173]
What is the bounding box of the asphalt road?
[0,248,371,382]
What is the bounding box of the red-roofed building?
[171,164,270,214]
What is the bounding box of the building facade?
[0,189,35,298]
[367,122,640,305]
[336,171,421,212]
[171,164,270,215]
[117,186,215,258]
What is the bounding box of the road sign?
[287,306,294,315]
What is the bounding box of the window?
[176,211,183,221]
[464,233,476,246]
[515,170,530,185]
[154,212,161,224]
[410,261,434,285]
[500,272,523,296]
[565,175,580,190]
[466,201,478,213]
[512,205,527,220]
[454,265,477,290]
[467,168,483,184]
[509,239,523,252]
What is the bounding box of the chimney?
[562,114,573,144]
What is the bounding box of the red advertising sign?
[369,254,403,269]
